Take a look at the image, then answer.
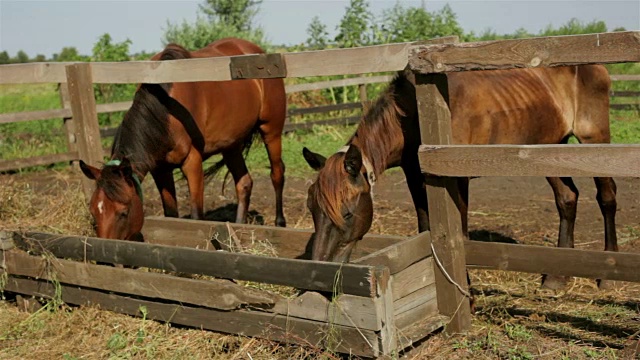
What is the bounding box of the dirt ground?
[1,168,639,358]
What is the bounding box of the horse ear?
[79,160,100,180]
[303,147,326,171]
[119,157,133,179]
[344,145,363,178]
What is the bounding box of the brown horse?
[80,38,287,240]
[303,65,617,290]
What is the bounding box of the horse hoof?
[276,218,286,227]
[541,275,568,290]
[597,279,616,290]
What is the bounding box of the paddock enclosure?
[1,32,640,357]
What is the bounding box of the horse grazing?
[303,65,617,290]
[80,38,287,241]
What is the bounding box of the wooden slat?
[409,31,640,73]
[393,283,437,316]
[0,108,71,124]
[611,74,640,81]
[91,57,233,83]
[288,102,361,116]
[394,296,439,331]
[270,291,382,330]
[2,276,380,357]
[0,152,78,173]
[141,216,404,260]
[418,144,640,177]
[611,104,640,111]
[230,53,287,79]
[465,240,640,283]
[416,71,471,333]
[610,90,640,97]
[396,314,448,351]
[0,62,71,84]
[283,116,361,133]
[14,232,378,297]
[3,250,279,310]
[285,75,394,93]
[0,101,131,125]
[391,258,435,301]
[353,231,430,274]
[376,267,397,354]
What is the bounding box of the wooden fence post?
[415,72,471,334]
[58,82,78,167]
[65,63,103,200]
[359,83,369,113]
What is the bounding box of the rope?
[430,243,472,298]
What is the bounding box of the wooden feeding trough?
[0,217,446,358]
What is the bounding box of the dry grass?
[1,170,639,359]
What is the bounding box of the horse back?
[446,65,610,145]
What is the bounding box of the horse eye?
[343,212,353,220]
[119,210,129,219]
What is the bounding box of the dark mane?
[317,71,410,226]
[110,44,192,174]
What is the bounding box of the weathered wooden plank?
[230,53,287,79]
[611,104,640,111]
[393,283,437,316]
[409,31,640,73]
[65,63,104,199]
[418,144,640,177]
[288,102,361,116]
[375,267,397,354]
[611,74,640,81]
[465,240,640,283]
[0,108,71,124]
[0,62,71,84]
[285,75,394,93]
[416,71,471,333]
[0,101,130,125]
[271,291,382,330]
[2,276,380,357]
[283,116,361,133]
[610,90,640,97]
[141,216,403,260]
[58,83,77,157]
[394,296,439,331]
[91,57,233,83]
[3,249,279,310]
[396,314,448,351]
[14,232,378,297]
[391,257,435,301]
[0,152,78,173]
[353,231,430,274]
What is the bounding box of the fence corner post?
[415,71,472,334]
[65,63,103,201]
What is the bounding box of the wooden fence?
[1,32,640,355]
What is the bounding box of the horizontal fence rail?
[418,144,640,177]
[409,31,640,73]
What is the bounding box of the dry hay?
[1,169,639,359]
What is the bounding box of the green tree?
[32,54,46,62]
[198,0,262,32]
[91,33,135,126]
[380,3,465,43]
[55,47,81,62]
[15,50,29,63]
[163,16,266,50]
[306,16,329,49]
[540,18,607,36]
[335,0,374,48]
[0,51,9,64]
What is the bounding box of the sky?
[0,0,639,58]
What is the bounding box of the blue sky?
[1,0,638,58]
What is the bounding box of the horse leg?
[222,148,253,224]
[181,149,205,220]
[594,176,618,289]
[542,177,579,289]
[151,168,179,218]
[259,129,286,227]
[402,161,430,232]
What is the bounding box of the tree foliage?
[380,3,464,43]
[335,0,375,48]
[163,0,266,51]
[306,16,329,50]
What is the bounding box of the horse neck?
[347,93,404,178]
